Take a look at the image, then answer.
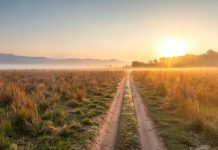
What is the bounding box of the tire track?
[130,74,166,150]
[91,75,127,150]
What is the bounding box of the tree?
[206,49,218,55]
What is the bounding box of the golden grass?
[0,70,124,149]
[132,69,218,137]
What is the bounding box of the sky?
[0,0,218,61]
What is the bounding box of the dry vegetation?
[132,69,218,149]
[0,70,124,149]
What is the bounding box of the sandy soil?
[90,76,127,150]
[130,75,166,150]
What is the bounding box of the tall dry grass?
[0,82,40,131]
[133,69,218,137]
[0,70,124,149]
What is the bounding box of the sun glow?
[159,39,188,57]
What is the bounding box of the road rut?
[91,76,127,150]
[130,75,166,150]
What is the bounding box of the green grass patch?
[118,80,140,150]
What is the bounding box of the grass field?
[1,69,218,149]
[0,70,124,149]
[132,69,218,149]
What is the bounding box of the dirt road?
[91,72,165,150]
[130,75,166,150]
[91,76,127,150]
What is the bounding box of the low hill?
[0,53,126,68]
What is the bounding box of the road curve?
[91,75,127,150]
[130,74,166,150]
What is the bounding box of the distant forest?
[132,49,218,67]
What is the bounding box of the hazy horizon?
[1,0,218,61]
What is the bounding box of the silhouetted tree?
[206,49,218,55]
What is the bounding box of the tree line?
[132,49,218,67]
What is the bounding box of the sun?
[159,39,188,57]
